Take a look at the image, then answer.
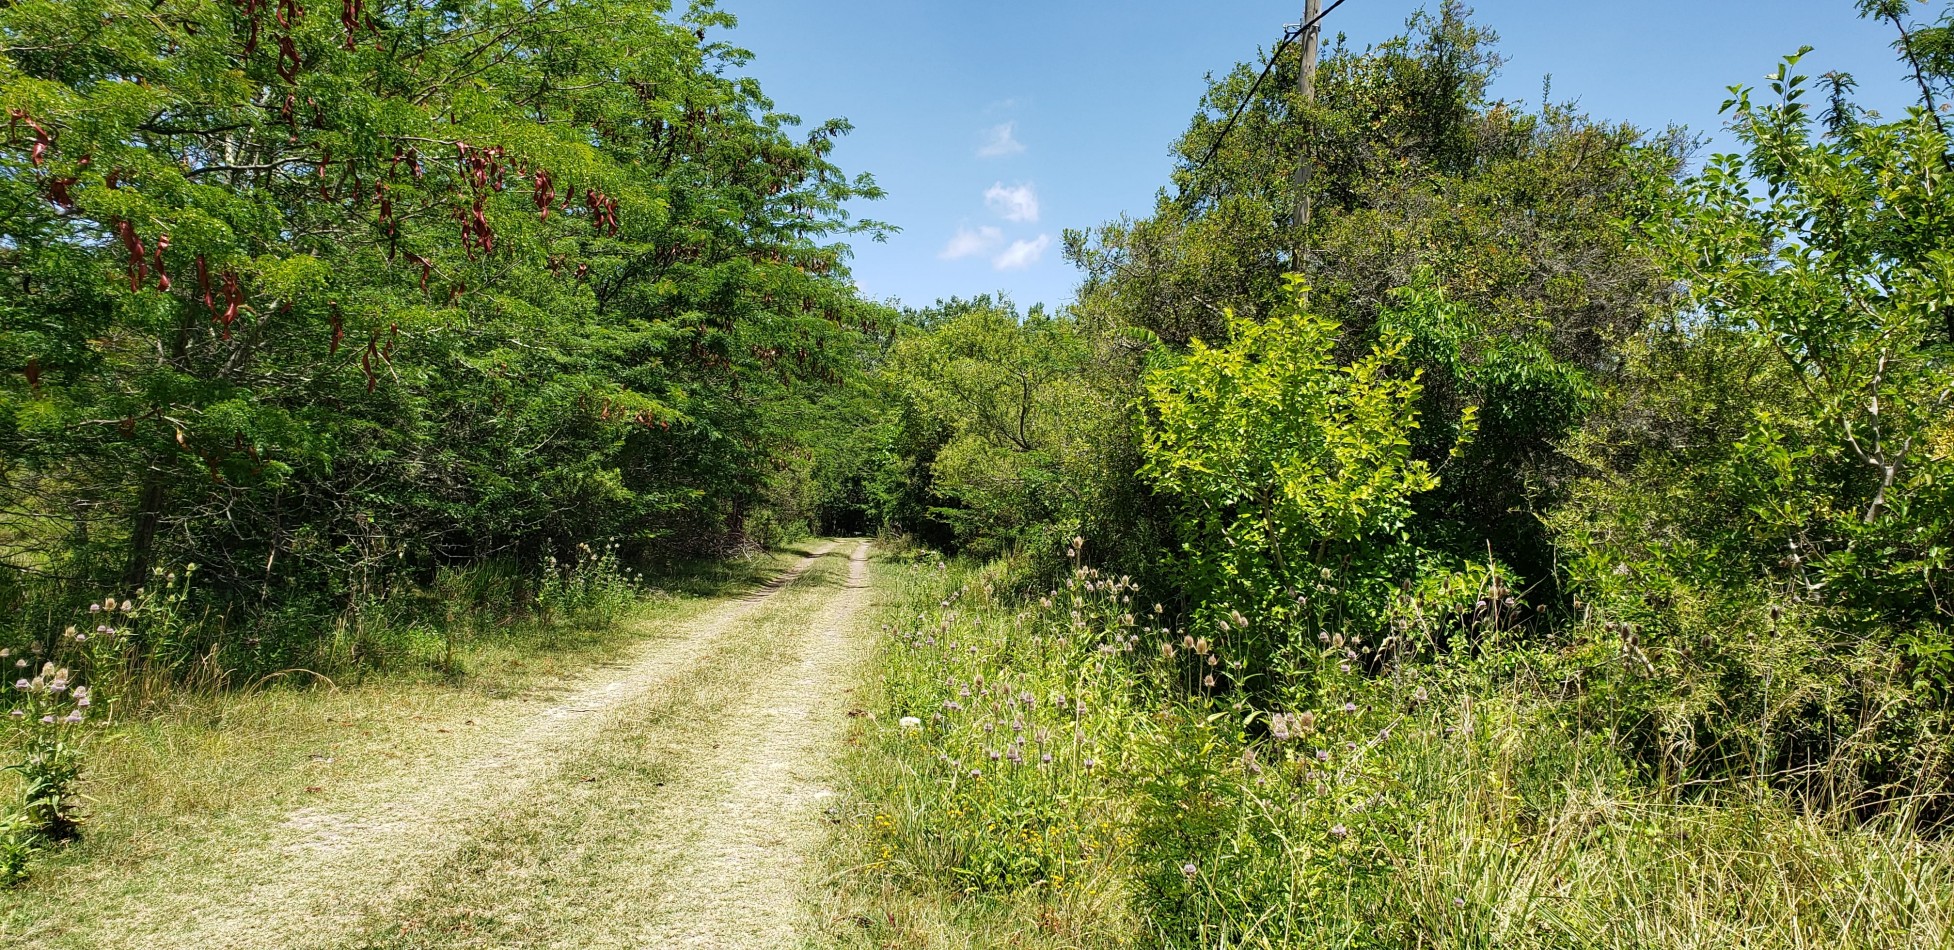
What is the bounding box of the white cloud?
[940,225,1004,260]
[984,182,1040,223]
[992,234,1052,271]
[978,122,1025,158]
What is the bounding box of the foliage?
[1139,277,1479,696]
[1067,4,1677,595]
[838,549,1954,949]
[1557,50,1954,800]
[0,0,886,671]
[872,296,1162,574]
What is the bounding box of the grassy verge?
[814,552,1954,949]
[0,542,809,906]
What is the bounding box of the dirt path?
[16,541,875,949]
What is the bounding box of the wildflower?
[6,710,18,719]
[12,660,22,669]
[1182,634,1195,650]
[898,716,922,730]
[1454,897,1466,908]
[1181,862,1198,879]
[121,599,135,613]
[1343,702,1357,713]
[1270,714,1292,741]
[969,769,982,779]
[1203,675,1215,688]
[988,749,1001,761]
[1207,654,1218,667]
[1040,752,1052,765]
[12,679,25,690]
[1413,686,1429,705]
[1083,758,1097,771]
[63,710,82,725]
[1330,824,1349,840]
[1316,749,1330,762]
[1297,711,1316,731]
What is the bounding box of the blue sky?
[717,1,1924,313]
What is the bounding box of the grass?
[0,541,809,937]
[811,553,1954,949]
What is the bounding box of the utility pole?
[1290,0,1322,232]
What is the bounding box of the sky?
[715,1,1926,313]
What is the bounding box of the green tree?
[1557,50,1954,797]
[0,0,884,663]
[1140,277,1476,692]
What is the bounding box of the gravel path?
[22,541,874,949]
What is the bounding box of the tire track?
[55,542,849,949]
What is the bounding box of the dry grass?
[0,542,834,948]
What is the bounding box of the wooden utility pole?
[1290,0,1322,231]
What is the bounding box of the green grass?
[812,554,1954,949]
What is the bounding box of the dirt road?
[15,541,875,949]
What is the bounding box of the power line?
[1182,0,1351,194]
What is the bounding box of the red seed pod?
[532,168,554,220]
[220,272,243,338]
[340,0,362,49]
[328,302,344,355]
[408,253,432,292]
[115,221,148,291]
[154,235,172,291]
[46,176,76,210]
[196,256,214,312]
[277,35,301,83]
[376,182,394,234]
[240,0,263,55]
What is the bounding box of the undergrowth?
[819,549,1954,949]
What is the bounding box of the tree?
[1140,277,1476,691]
[0,0,885,662]
[1557,50,1954,798]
